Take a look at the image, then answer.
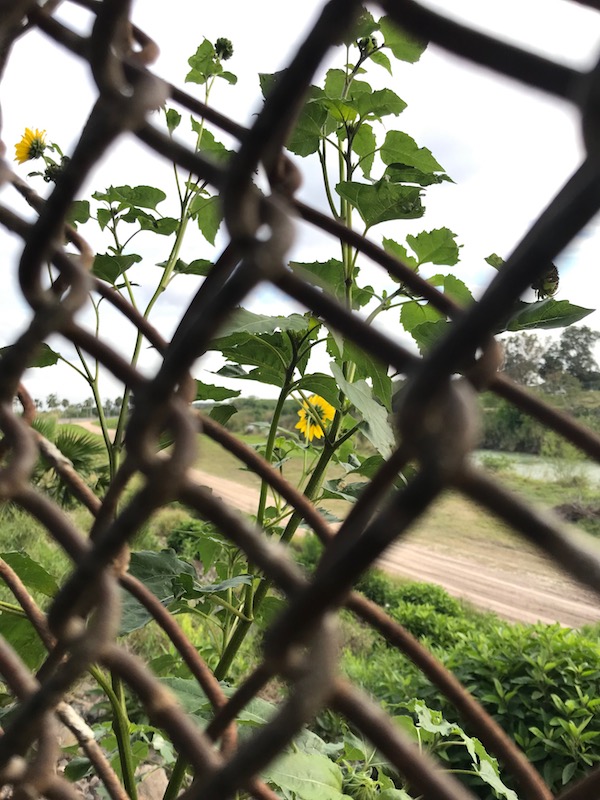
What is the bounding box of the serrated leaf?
[92,253,142,283]
[194,381,240,402]
[356,88,407,119]
[189,194,222,245]
[369,50,393,74]
[215,308,309,337]
[96,207,112,230]
[210,404,237,426]
[330,363,395,457]
[443,274,473,306]
[336,180,423,228]
[380,16,427,63]
[383,238,419,271]
[381,130,444,174]
[0,552,59,597]
[406,228,460,266]
[505,299,593,332]
[137,216,179,236]
[411,319,450,353]
[385,163,452,186]
[219,70,237,85]
[400,301,444,334]
[186,40,218,85]
[120,550,195,635]
[196,128,234,163]
[94,185,166,210]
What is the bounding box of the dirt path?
[74,421,600,627]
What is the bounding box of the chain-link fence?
[0,2,600,799]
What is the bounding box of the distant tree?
[541,326,600,389]
[501,332,547,386]
[46,393,59,410]
[61,398,69,410]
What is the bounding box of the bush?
[362,622,600,794]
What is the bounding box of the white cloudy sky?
[1,0,600,403]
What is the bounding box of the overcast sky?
[2,1,600,403]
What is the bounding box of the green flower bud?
[214,38,233,61]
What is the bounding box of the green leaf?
[92,253,142,283]
[30,343,61,368]
[165,108,181,133]
[174,573,252,597]
[186,40,219,85]
[381,130,444,174]
[263,751,350,800]
[0,614,45,670]
[330,363,395,457]
[289,95,329,156]
[195,381,240,402]
[160,677,208,717]
[171,258,213,276]
[219,70,237,85]
[385,163,452,186]
[120,550,195,635]
[351,123,376,179]
[260,73,329,156]
[369,50,393,75]
[322,478,368,503]
[295,374,340,409]
[96,208,112,230]
[189,194,222,245]
[341,9,378,45]
[0,552,58,597]
[336,180,423,228]
[66,200,90,226]
[383,238,418,271]
[210,404,237,426]
[379,16,428,63]
[198,129,234,163]
[0,342,60,369]
[406,228,460,266]
[94,185,167,211]
[485,253,505,270]
[137,215,179,236]
[356,88,407,119]
[400,301,443,334]
[327,336,392,410]
[505,299,594,332]
[411,319,450,353]
[443,274,473,306]
[216,308,309,338]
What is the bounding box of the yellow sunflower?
[295,395,335,441]
[14,128,46,164]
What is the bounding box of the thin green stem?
[90,666,137,800]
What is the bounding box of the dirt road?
[74,421,600,627]
[192,469,600,628]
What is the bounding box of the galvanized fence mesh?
[0,2,599,799]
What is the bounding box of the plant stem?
[90,667,137,800]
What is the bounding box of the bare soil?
[190,469,600,628]
[75,421,600,627]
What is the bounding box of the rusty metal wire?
[0,2,599,800]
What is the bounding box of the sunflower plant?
[10,14,596,799]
